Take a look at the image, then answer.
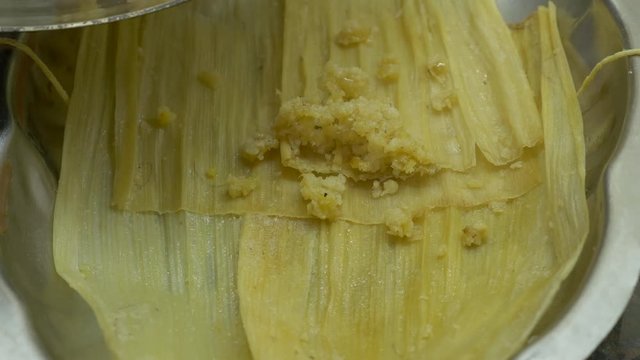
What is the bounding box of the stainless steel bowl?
[0,1,639,359]
[0,0,188,32]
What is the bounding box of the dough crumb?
[324,63,369,100]
[427,60,448,83]
[227,175,257,198]
[335,20,371,47]
[372,179,399,198]
[430,90,457,112]
[377,57,400,83]
[205,168,217,180]
[462,223,488,248]
[384,208,414,238]
[147,106,176,128]
[299,173,347,219]
[242,133,279,162]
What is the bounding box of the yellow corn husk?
[53,24,251,360]
[109,0,540,224]
[511,14,542,110]
[111,0,287,213]
[52,1,588,360]
[334,147,541,225]
[238,191,552,360]
[539,3,589,263]
[236,5,587,360]
[428,0,543,165]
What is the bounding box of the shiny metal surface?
[515,0,640,359]
[0,0,188,32]
[0,1,638,359]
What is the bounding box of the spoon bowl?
[0,0,188,32]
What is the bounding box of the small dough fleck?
[335,20,371,47]
[147,106,176,128]
[242,133,279,162]
[377,57,400,83]
[384,208,414,238]
[205,168,217,180]
[430,91,457,112]
[299,173,347,219]
[227,175,257,198]
[427,60,448,83]
[372,179,399,198]
[324,63,369,100]
[462,223,488,248]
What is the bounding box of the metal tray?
[0,0,639,359]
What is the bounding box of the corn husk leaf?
[429,0,543,165]
[53,23,251,360]
[53,2,588,360]
[236,5,588,360]
[109,0,541,224]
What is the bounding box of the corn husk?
[53,23,251,360]
[52,2,588,360]
[236,5,588,360]
[108,0,541,225]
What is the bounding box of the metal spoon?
[0,0,188,32]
